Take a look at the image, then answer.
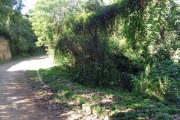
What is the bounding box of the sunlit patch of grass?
[35,66,180,119]
[92,94,101,100]
[26,70,40,88]
[92,105,101,115]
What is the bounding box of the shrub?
[132,60,180,102]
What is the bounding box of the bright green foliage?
[31,0,84,55]
[31,0,180,102]
[29,67,179,119]
[131,0,180,101]
[132,60,180,102]
[53,0,146,89]
[8,15,37,54]
[0,0,37,55]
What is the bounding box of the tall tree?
[0,0,37,55]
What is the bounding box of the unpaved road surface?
[0,56,60,120]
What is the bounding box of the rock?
[174,115,180,120]
[146,116,149,119]
[82,104,92,114]
[104,115,110,120]
[52,111,60,115]
[53,104,56,108]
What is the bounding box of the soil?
[0,55,65,120]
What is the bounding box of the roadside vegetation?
[31,0,180,102]
[27,66,180,119]
[30,0,180,119]
[1,0,180,119]
[0,0,39,58]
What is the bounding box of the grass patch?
[26,70,40,88]
[0,59,11,64]
[32,66,180,119]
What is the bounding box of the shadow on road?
[0,56,61,120]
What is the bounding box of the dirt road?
[0,56,60,120]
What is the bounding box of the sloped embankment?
[27,66,180,120]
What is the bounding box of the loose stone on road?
[0,56,60,120]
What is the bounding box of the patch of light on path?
[7,56,55,72]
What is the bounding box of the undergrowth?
[132,60,180,102]
[26,66,180,119]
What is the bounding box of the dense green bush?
[8,15,38,55]
[0,0,38,56]
[31,0,180,103]
[132,60,180,102]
